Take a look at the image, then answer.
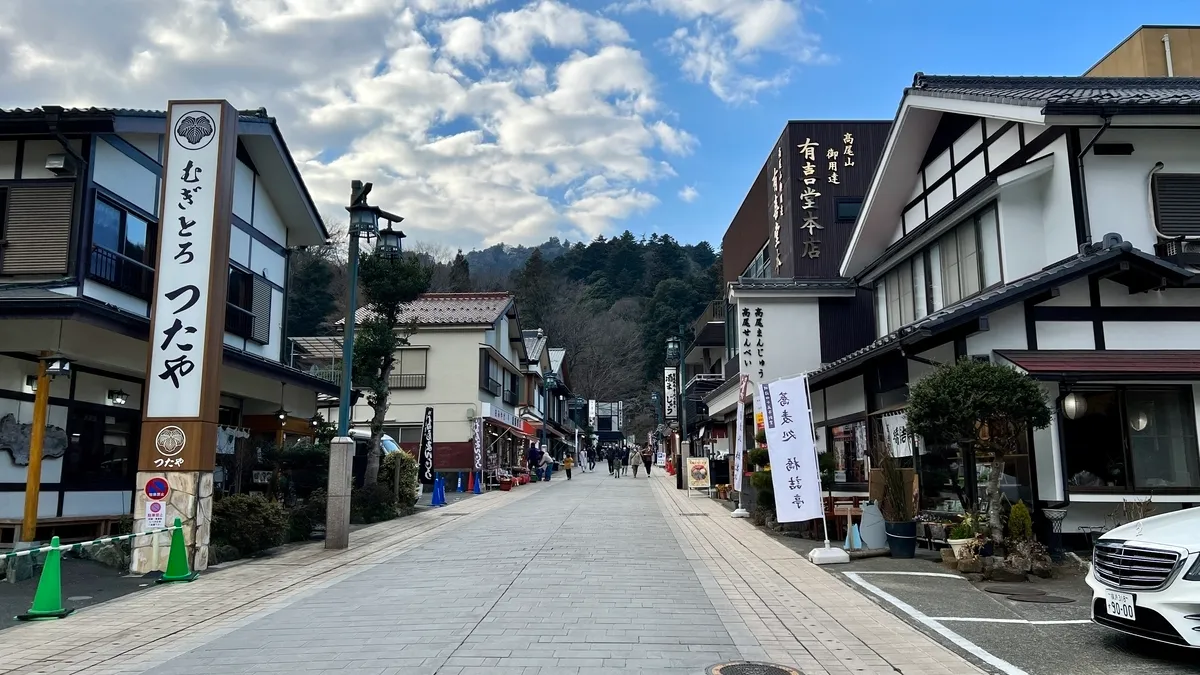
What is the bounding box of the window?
[830,420,867,485]
[382,425,423,444]
[88,196,154,300]
[836,198,863,223]
[1152,173,1200,237]
[389,349,427,389]
[479,352,502,396]
[225,265,272,344]
[874,204,1002,335]
[743,245,770,279]
[1063,387,1200,491]
[60,405,138,489]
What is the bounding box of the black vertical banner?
[418,406,435,485]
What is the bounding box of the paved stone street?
[0,469,982,675]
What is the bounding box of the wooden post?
[21,356,51,542]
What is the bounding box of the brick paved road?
[0,469,984,675]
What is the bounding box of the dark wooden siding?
[818,289,877,364]
[722,127,787,284]
[785,121,890,279]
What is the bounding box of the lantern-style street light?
[376,218,406,260]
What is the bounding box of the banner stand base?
[808,545,850,565]
[730,508,750,518]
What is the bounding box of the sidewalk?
[649,474,985,675]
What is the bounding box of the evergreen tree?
[513,248,555,329]
[449,249,472,292]
[286,248,337,337]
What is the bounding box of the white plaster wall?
[1041,278,1090,307]
[1105,322,1200,349]
[230,227,251,267]
[93,138,158,215]
[252,180,288,247]
[82,280,149,318]
[1098,279,1200,307]
[221,365,317,418]
[73,371,142,409]
[233,159,255,223]
[118,133,161,162]
[987,125,1021,169]
[997,177,1048,281]
[1034,381,1062,502]
[953,121,983,161]
[21,139,82,179]
[964,303,1028,355]
[1042,136,1080,265]
[1085,128,1200,253]
[250,239,286,287]
[824,375,865,420]
[1036,321,1095,350]
[908,342,954,383]
[736,298,822,390]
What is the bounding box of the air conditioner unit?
[1155,238,1200,268]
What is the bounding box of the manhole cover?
[708,662,802,675]
[680,513,708,517]
[1006,594,1074,604]
[984,585,1046,596]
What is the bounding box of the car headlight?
[1185,554,1200,581]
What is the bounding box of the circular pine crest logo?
[174,111,216,150]
[155,425,187,457]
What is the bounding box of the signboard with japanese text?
[472,416,484,470]
[760,374,822,523]
[881,412,914,458]
[738,305,767,381]
[418,406,435,485]
[145,500,166,529]
[663,367,679,420]
[588,399,597,429]
[733,375,749,492]
[686,457,711,490]
[139,100,237,473]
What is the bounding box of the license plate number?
[1104,590,1136,621]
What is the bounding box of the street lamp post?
[328,180,404,550]
[665,327,687,490]
[650,391,664,462]
[542,372,557,464]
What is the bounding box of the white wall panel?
[956,154,987,195]
[82,280,150,318]
[1041,278,1090,307]
[62,491,132,517]
[988,126,1021,168]
[1035,321,1095,350]
[230,226,251,267]
[1105,321,1200,349]
[997,178,1047,281]
[118,133,161,162]
[93,138,158,215]
[953,121,984,162]
[250,239,286,287]
[926,148,952,184]
[252,180,288,246]
[233,159,255,223]
[824,376,865,420]
[1098,280,1200,307]
[926,180,953,217]
[22,139,82,179]
[965,304,1027,354]
[0,492,57,519]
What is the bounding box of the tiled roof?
[996,350,1200,376]
[809,236,1193,385]
[910,74,1200,114]
[522,329,548,362]
[548,347,566,374]
[344,292,512,327]
[0,106,276,123]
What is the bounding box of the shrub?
[749,469,773,491]
[287,489,328,542]
[818,450,837,491]
[755,489,775,509]
[280,439,329,500]
[351,483,398,524]
[754,430,767,445]
[950,521,974,539]
[378,451,420,513]
[1008,500,1033,541]
[748,448,771,468]
[211,494,288,557]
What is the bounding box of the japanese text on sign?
[760,375,822,523]
[795,131,856,263]
[145,103,226,419]
[771,146,785,271]
[663,367,678,420]
[740,306,767,380]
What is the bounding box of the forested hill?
[286,231,722,438]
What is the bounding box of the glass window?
[831,421,867,484]
[1063,387,1200,490]
[978,207,1002,287]
[92,199,122,252]
[958,221,980,297]
[913,255,928,320]
[398,426,423,444]
[885,269,901,333]
[898,261,914,326]
[874,281,888,338]
[836,199,863,222]
[124,213,149,264]
[928,244,944,311]
[940,229,962,305]
[61,406,138,488]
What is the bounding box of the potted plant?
[947,515,976,557]
[878,445,918,558]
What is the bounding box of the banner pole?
[803,371,848,565]
[731,373,750,518]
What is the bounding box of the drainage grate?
[708,662,802,675]
[1006,594,1074,604]
[680,513,708,517]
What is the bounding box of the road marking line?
[844,571,1028,675]
[929,617,1091,625]
[847,571,965,579]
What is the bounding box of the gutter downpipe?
[1163,33,1175,77]
[1076,116,1112,246]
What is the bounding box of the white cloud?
[0,0,693,247]
[624,0,826,102]
[678,185,698,202]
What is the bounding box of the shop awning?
[525,420,565,439]
[995,350,1200,380]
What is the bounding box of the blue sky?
[628,2,1200,248]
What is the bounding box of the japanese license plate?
[1104,589,1136,621]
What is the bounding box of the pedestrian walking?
[587,449,596,471]
[528,442,543,481]
[621,446,631,476]
[630,445,642,477]
[538,449,552,482]
[606,446,615,476]
[641,446,653,476]
[578,448,588,473]
[563,454,575,480]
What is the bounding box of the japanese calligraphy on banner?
[418,407,435,484]
[473,416,484,471]
[733,374,750,492]
[588,399,597,429]
[796,130,856,263]
[771,145,785,271]
[760,374,822,523]
[881,412,913,459]
[739,305,767,380]
[140,100,237,473]
[663,368,679,420]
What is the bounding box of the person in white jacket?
[629,446,642,477]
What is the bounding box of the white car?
[1086,506,1200,648]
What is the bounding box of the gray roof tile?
[346,292,513,327]
[910,74,1200,115]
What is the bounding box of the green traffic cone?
[16,536,74,621]
[157,518,198,584]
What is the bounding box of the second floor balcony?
[685,373,724,401]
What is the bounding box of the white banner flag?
[733,375,749,492]
[882,413,913,458]
[760,375,822,523]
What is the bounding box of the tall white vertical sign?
[733,375,749,492]
[663,367,678,420]
[472,416,483,470]
[760,375,822,523]
[588,399,597,430]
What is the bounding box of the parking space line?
[844,572,1029,675]
[930,617,1092,625]
[848,571,966,579]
